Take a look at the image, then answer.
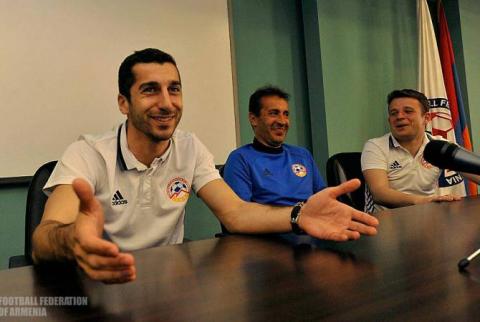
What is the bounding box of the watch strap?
[290,201,304,234]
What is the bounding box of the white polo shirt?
[44,122,221,250]
[361,133,441,212]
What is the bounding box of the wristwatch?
[290,201,305,234]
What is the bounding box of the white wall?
[0,0,236,177]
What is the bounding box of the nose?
[157,87,174,109]
[395,111,406,120]
[278,114,289,125]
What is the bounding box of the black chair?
[8,161,57,268]
[326,152,365,211]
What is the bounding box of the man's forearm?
[32,220,76,263]
[197,179,293,234]
[222,202,292,234]
[371,188,424,208]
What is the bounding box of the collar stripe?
[116,123,128,171]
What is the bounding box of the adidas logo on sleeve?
[111,190,128,206]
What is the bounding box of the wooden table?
[1,197,480,321]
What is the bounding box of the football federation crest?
[420,156,433,169]
[291,164,307,177]
[166,177,190,202]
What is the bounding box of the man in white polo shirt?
[361,89,479,213]
[32,48,379,284]
[42,122,217,249]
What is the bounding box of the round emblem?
[166,177,190,202]
[428,110,454,139]
[291,164,307,177]
[420,155,433,169]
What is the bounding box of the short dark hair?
[249,86,290,116]
[387,89,430,114]
[118,48,178,101]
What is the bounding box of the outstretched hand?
[298,179,379,241]
[71,178,136,283]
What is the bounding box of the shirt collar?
[389,132,430,151]
[388,133,400,148]
[252,137,284,154]
[116,122,128,171]
[117,121,173,171]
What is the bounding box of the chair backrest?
[24,160,58,258]
[326,152,365,211]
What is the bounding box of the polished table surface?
[1,197,480,321]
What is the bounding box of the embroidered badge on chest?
[420,155,433,169]
[291,164,307,177]
[166,177,190,202]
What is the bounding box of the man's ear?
[424,111,431,123]
[248,112,257,127]
[118,94,129,116]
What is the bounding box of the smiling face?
[249,95,289,148]
[388,97,429,143]
[118,62,183,143]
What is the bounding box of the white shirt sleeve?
[191,134,221,193]
[43,140,101,195]
[361,139,388,171]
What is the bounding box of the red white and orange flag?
[417,0,466,196]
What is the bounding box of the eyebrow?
[139,80,182,89]
[389,106,416,114]
[139,81,160,90]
